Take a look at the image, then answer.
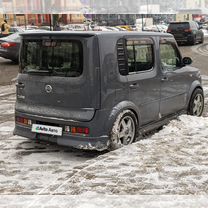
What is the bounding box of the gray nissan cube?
[14,31,204,151]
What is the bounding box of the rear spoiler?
[20,31,97,39]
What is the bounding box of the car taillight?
[184,29,192,32]
[1,42,17,49]
[65,126,89,135]
[16,116,32,126]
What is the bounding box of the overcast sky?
[0,0,207,14]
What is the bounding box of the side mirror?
[182,57,192,65]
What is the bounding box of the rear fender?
[186,80,203,107]
[105,101,141,135]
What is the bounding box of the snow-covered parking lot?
[0,79,208,207]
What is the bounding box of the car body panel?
[0,33,21,61]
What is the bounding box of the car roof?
[169,21,193,24]
[20,31,173,38]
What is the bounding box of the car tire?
[108,110,138,151]
[189,37,196,45]
[188,88,204,117]
[199,35,204,44]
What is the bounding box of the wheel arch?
[105,101,141,136]
[187,81,203,107]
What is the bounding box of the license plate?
[32,124,63,136]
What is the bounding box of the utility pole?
[146,0,149,14]
[24,14,27,30]
[13,14,17,26]
[12,0,17,26]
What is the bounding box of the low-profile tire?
[108,110,138,151]
[188,88,204,116]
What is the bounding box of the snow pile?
[52,115,208,195]
[1,195,208,208]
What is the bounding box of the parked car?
[93,26,112,31]
[9,26,24,33]
[0,32,21,62]
[14,31,204,151]
[117,25,133,31]
[38,26,51,31]
[0,26,24,38]
[23,25,39,31]
[144,24,168,33]
[167,21,204,45]
[115,26,127,31]
[105,26,121,31]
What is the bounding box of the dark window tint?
[21,40,83,77]
[126,40,154,73]
[168,22,190,30]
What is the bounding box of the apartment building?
[185,0,206,8]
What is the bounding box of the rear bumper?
[14,124,109,151]
[14,110,111,151]
[174,34,194,43]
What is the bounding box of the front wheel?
[108,110,138,151]
[188,88,204,116]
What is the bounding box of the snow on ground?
[0,81,208,207]
[1,195,208,208]
[0,121,101,195]
[0,85,15,97]
[47,115,208,195]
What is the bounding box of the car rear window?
[21,40,83,77]
[168,22,190,30]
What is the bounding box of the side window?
[126,40,154,73]
[160,43,181,71]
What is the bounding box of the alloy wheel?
[117,115,136,145]
[192,94,203,116]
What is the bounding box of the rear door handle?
[16,83,25,88]
[129,83,139,89]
